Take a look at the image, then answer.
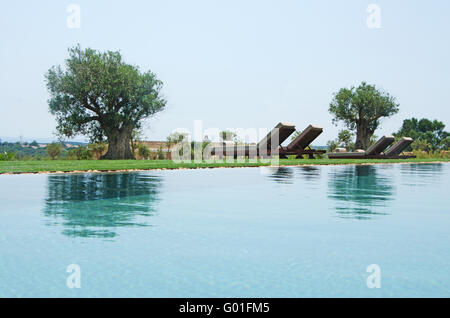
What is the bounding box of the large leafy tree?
[329,82,399,150]
[45,45,166,159]
[394,118,449,151]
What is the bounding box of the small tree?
[137,143,151,159]
[326,140,339,152]
[327,129,355,152]
[329,82,399,150]
[157,145,165,160]
[337,129,355,151]
[47,143,63,160]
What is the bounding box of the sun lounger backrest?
[257,122,296,153]
[365,135,395,155]
[384,137,413,157]
[286,125,323,151]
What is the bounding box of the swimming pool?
[0,163,449,297]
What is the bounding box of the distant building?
[65,143,80,148]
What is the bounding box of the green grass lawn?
[0,158,449,174]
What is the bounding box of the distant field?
[0,158,449,174]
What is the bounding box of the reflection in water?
[44,173,162,238]
[264,166,321,185]
[328,165,394,220]
[266,167,294,184]
[400,163,443,187]
[295,166,320,181]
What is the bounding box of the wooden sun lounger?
[278,124,326,159]
[328,135,395,159]
[384,137,415,158]
[211,122,296,158]
[328,136,415,159]
[365,135,395,156]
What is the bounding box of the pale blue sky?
[1,0,449,143]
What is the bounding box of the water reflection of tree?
[295,166,320,180]
[400,163,443,187]
[266,167,294,184]
[44,173,162,238]
[328,165,394,220]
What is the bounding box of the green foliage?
[0,152,16,161]
[314,152,325,159]
[66,146,94,160]
[45,45,166,159]
[326,140,339,152]
[0,142,47,159]
[338,130,355,150]
[47,143,63,160]
[329,82,399,149]
[440,136,450,150]
[138,143,151,159]
[411,149,449,159]
[88,143,107,159]
[411,139,432,152]
[157,146,166,160]
[327,129,355,152]
[394,118,449,151]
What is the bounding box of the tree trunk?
[101,127,135,160]
[355,125,372,150]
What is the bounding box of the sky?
[0,0,449,144]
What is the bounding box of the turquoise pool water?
[0,163,449,297]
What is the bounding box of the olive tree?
[45,45,166,159]
[329,82,399,150]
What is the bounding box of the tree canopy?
[45,45,166,159]
[329,82,399,150]
[394,118,449,151]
